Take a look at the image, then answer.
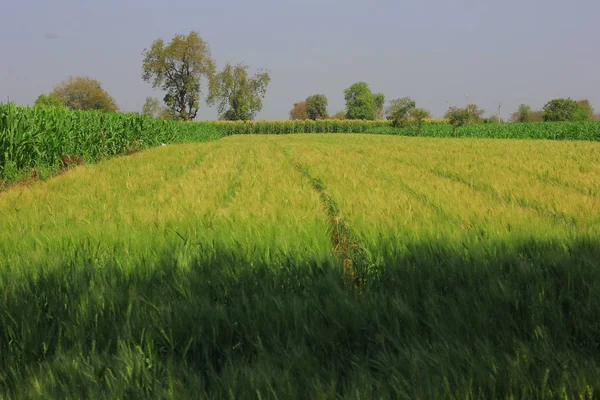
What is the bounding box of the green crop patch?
[1,134,600,398]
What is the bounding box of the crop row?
[3,103,600,184]
[364,121,600,140]
[0,104,222,183]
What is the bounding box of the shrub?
[510,104,532,123]
[465,104,485,123]
[543,98,589,122]
[52,76,119,112]
[409,108,431,135]
[445,107,471,136]
[386,97,416,128]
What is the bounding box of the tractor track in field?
[218,150,251,208]
[279,146,376,288]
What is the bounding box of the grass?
[3,103,600,190]
[1,134,600,398]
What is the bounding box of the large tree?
[50,76,118,112]
[142,31,216,121]
[207,63,270,121]
[344,82,383,120]
[386,97,416,127]
[543,98,588,122]
[305,94,329,120]
[289,101,308,120]
[510,104,532,123]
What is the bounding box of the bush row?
[364,121,600,140]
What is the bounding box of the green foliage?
[3,102,600,185]
[305,94,329,120]
[34,93,65,109]
[543,98,589,122]
[331,111,346,120]
[577,99,595,120]
[289,101,308,120]
[445,106,471,135]
[373,93,385,119]
[51,76,118,112]
[141,97,169,119]
[207,63,271,121]
[344,82,383,120]
[221,119,391,135]
[483,115,504,124]
[530,110,544,122]
[410,108,430,120]
[216,119,600,141]
[443,104,484,134]
[142,31,216,121]
[409,108,431,135]
[365,121,600,140]
[2,135,600,398]
[0,103,223,183]
[465,104,485,123]
[511,104,533,123]
[386,97,416,127]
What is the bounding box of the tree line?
[33,31,271,122]
[30,31,600,125]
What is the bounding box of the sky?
[1,0,599,120]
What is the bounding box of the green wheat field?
[1,134,600,399]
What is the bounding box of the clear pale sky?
[1,0,598,120]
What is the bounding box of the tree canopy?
[465,104,485,123]
[445,106,471,135]
[373,93,385,120]
[50,76,118,112]
[577,99,595,120]
[344,82,383,120]
[543,98,589,122]
[305,94,329,120]
[289,101,308,120]
[207,63,271,121]
[34,93,65,109]
[510,104,532,123]
[142,31,216,121]
[142,97,172,119]
[386,97,416,127]
[331,111,346,120]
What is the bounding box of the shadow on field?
[1,238,600,399]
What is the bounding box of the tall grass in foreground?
[1,240,600,399]
[2,135,600,397]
